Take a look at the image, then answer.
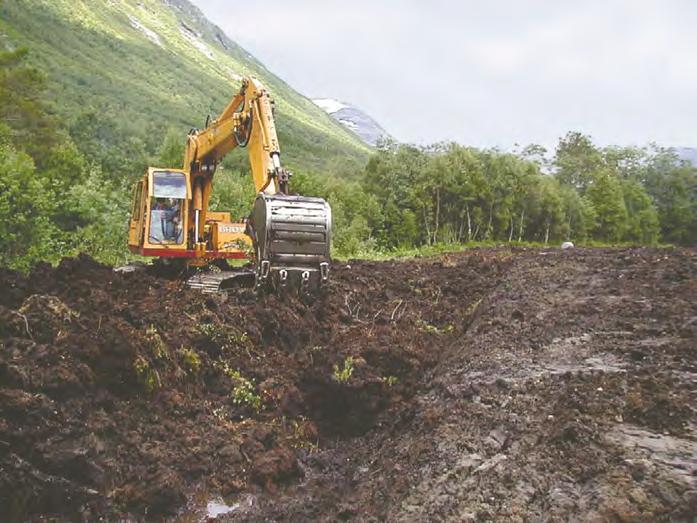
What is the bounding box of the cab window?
[153,171,187,199]
[149,172,186,245]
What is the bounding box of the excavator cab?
[148,171,186,245]
[129,168,191,257]
[128,168,251,261]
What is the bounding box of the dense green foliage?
[288,135,696,259]
[0,49,128,269]
[292,134,697,256]
[1,49,696,271]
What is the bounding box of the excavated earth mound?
[0,248,696,521]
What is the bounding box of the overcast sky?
[190,0,696,149]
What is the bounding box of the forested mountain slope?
[0,0,370,173]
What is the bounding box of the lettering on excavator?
[220,225,245,234]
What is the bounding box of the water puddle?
[206,498,239,518]
[179,493,255,522]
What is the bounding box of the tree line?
[2,48,696,271]
[291,136,697,256]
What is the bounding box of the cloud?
[191,0,697,149]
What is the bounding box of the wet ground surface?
[0,248,696,521]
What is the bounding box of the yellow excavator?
[127,76,331,291]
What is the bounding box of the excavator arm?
[184,77,291,247]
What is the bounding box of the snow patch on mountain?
[179,22,214,59]
[338,118,359,130]
[128,15,163,47]
[313,98,390,146]
[313,98,349,114]
[225,67,242,82]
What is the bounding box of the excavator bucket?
[184,194,330,295]
[250,193,331,290]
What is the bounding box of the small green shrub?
[199,323,249,351]
[218,363,261,411]
[382,375,399,387]
[144,324,168,359]
[180,347,201,374]
[333,356,354,383]
[416,320,454,335]
[133,355,161,393]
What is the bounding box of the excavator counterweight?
[127,76,331,292]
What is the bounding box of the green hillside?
[0,0,370,173]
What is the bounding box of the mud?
[0,248,696,521]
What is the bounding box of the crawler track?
[186,270,255,293]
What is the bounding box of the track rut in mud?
[0,248,696,521]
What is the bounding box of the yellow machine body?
[128,76,332,285]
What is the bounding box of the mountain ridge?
[0,0,370,174]
[313,97,391,146]
[676,147,697,167]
